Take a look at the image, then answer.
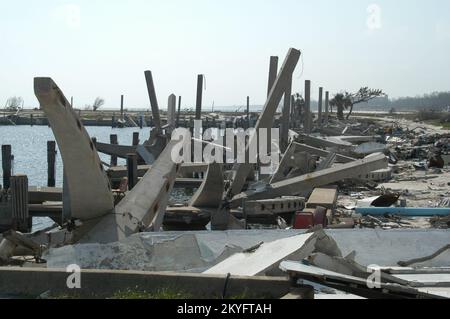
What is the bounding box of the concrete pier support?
[231,153,388,206]
[1,145,12,190]
[81,130,190,243]
[266,56,278,154]
[229,49,301,197]
[168,94,177,130]
[318,87,323,128]
[10,175,30,233]
[281,75,292,153]
[47,141,57,187]
[34,77,114,221]
[304,80,312,133]
[196,75,204,120]
[267,56,279,96]
[144,71,162,134]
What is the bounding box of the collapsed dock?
[0,48,449,299]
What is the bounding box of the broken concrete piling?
[228,48,301,197]
[1,48,450,300]
[34,77,114,222]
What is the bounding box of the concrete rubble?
[0,48,449,299]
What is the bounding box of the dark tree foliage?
[330,87,385,120]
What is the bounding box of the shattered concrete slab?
[44,230,307,272]
[43,229,449,274]
[203,232,322,277]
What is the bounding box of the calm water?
[0,126,151,187]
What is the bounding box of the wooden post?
[2,145,12,190]
[110,134,118,167]
[133,132,140,146]
[304,80,311,133]
[120,95,124,121]
[196,74,204,120]
[139,115,143,129]
[318,87,323,128]
[246,96,250,129]
[177,96,182,127]
[112,112,116,128]
[325,91,330,124]
[47,141,57,187]
[127,153,138,190]
[30,114,34,126]
[10,174,30,233]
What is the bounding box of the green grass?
[46,287,272,300]
[111,288,194,300]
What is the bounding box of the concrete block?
[306,187,338,210]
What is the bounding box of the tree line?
[363,91,450,111]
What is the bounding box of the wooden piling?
[318,87,323,127]
[177,96,182,127]
[304,80,312,133]
[30,114,34,127]
[127,153,138,190]
[120,95,124,121]
[196,75,204,120]
[47,141,57,187]
[10,174,30,233]
[133,132,140,146]
[247,96,250,129]
[1,145,12,190]
[110,135,118,167]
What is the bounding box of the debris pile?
[0,48,449,299]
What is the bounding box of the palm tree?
[330,87,385,120]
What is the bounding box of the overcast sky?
[0,0,449,110]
